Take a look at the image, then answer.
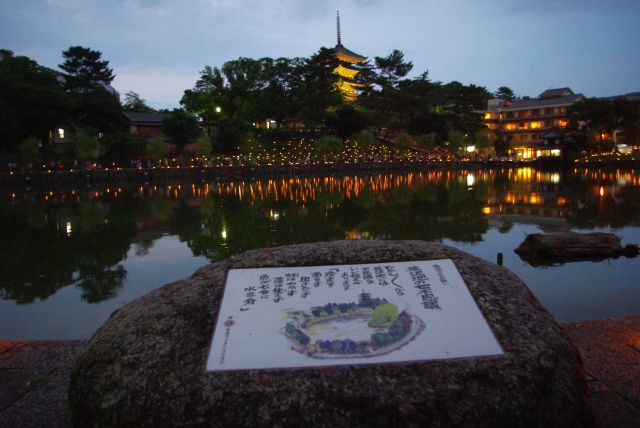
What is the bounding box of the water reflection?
[2,167,640,308]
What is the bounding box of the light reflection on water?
[1,167,640,340]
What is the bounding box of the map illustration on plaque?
[282,292,425,359]
[207,259,503,371]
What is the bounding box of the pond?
[1,166,640,340]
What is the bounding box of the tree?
[415,132,440,149]
[101,132,145,160]
[355,130,379,149]
[19,137,41,162]
[473,129,497,154]
[293,48,342,127]
[494,86,515,101]
[162,109,200,155]
[313,135,342,157]
[193,134,213,156]
[59,46,122,133]
[325,104,366,141]
[122,91,154,112]
[145,136,168,160]
[215,117,246,154]
[569,98,619,153]
[59,46,114,93]
[0,50,70,152]
[74,129,100,161]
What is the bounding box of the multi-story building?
[331,11,366,101]
[485,88,583,159]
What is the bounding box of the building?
[331,11,367,101]
[485,88,583,159]
[123,112,169,140]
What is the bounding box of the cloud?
[482,0,640,15]
[113,67,200,109]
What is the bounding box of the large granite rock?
[69,240,595,427]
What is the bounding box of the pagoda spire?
[336,10,342,46]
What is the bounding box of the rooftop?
[332,43,367,61]
[122,112,169,124]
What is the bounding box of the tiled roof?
[500,94,584,110]
[333,43,367,61]
[538,88,574,99]
[122,112,169,124]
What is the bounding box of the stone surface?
[563,316,640,428]
[0,341,85,428]
[69,240,596,427]
[515,232,638,266]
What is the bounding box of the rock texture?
[515,232,639,265]
[69,240,595,427]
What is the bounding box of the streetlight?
[215,106,222,113]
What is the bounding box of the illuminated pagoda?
[332,11,367,101]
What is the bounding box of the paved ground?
[563,315,640,428]
[0,341,84,428]
[1,316,639,427]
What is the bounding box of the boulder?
[69,240,595,427]
[515,232,639,266]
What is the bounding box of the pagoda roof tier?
[337,77,365,87]
[333,43,367,62]
[336,62,360,71]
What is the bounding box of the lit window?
[558,120,568,127]
[58,128,65,139]
[484,113,491,119]
[530,121,542,129]
[505,124,516,131]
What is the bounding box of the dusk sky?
[2,0,639,109]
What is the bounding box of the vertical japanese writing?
[272,276,284,303]
[373,266,388,286]
[324,269,338,288]
[300,275,311,298]
[407,266,441,310]
[433,263,449,285]
[385,265,404,296]
[311,272,322,287]
[285,273,299,297]
[258,274,270,300]
[240,286,256,311]
[350,267,362,286]
[341,271,350,290]
[361,267,375,285]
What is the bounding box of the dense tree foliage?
[0,49,70,152]
[569,97,639,152]
[162,109,201,154]
[494,86,515,101]
[122,91,155,112]
[59,46,123,133]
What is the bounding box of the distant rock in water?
[515,232,639,266]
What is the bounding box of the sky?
[2,0,639,109]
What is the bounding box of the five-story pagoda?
[332,11,367,101]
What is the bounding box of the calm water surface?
[2,167,640,339]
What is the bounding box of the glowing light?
[66,221,72,236]
[58,128,65,139]
[466,145,476,153]
[221,229,228,239]
[599,186,604,197]
[466,173,475,187]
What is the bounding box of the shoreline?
[2,158,639,189]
